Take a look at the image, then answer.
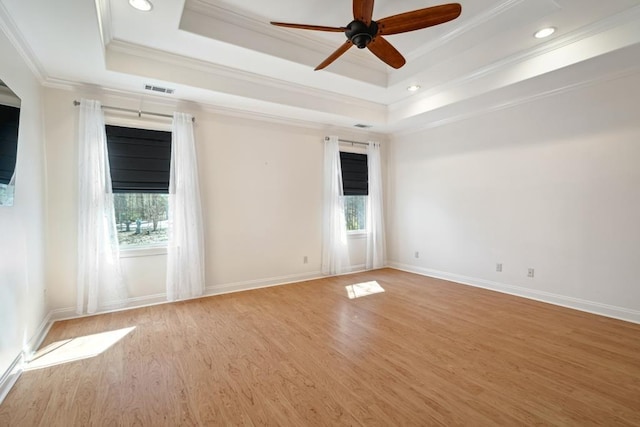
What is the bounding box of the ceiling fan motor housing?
[346,20,378,48]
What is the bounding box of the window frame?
[339,145,369,236]
[119,245,168,258]
[104,115,172,254]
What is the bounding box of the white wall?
[44,87,384,315]
[0,29,48,383]
[387,72,640,322]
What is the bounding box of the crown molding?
[393,61,640,138]
[184,0,341,52]
[0,1,47,82]
[185,0,380,67]
[193,104,390,141]
[522,3,640,61]
[40,1,640,137]
[390,3,640,121]
[105,39,386,121]
[406,0,527,62]
[94,0,113,49]
[42,76,390,138]
[181,0,387,86]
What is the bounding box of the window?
[340,151,368,232]
[0,104,19,206]
[112,193,168,246]
[105,125,171,247]
[344,195,367,231]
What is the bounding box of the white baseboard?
[345,264,367,274]
[11,262,636,406]
[25,313,54,359]
[50,293,168,321]
[204,270,324,296]
[388,262,640,324]
[47,265,376,321]
[0,353,24,405]
[50,270,328,321]
[0,312,53,405]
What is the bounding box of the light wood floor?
[1,269,639,426]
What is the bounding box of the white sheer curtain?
[322,136,350,275]
[77,99,126,314]
[166,112,205,301]
[366,141,386,269]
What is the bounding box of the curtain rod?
[73,100,195,122]
[324,136,369,147]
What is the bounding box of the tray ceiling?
[1,0,639,133]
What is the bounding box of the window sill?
[120,245,168,258]
[347,230,368,239]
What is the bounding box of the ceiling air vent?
[354,124,372,128]
[144,84,175,95]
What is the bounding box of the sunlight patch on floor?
[346,281,385,299]
[24,327,136,371]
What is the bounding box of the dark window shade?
[340,151,368,196]
[0,104,20,185]
[106,125,171,193]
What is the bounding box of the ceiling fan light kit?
[271,0,462,70]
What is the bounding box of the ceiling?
[1,0,639,133]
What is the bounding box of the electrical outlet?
[414,251,419,259]
[527,268,535,278]
[303,256,308,264]
[496,263,502,272]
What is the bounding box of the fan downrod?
[345,20,378,48]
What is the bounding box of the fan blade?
[367,36,405,69]
[271,22,346,32]
[353,0,375,25]
[315,41,353,71]
[378,3,461,35]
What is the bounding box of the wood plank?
[1,269,639,425]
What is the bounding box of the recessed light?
[407,85,421,92]
[534,27,556,39]
[129,0,153,12]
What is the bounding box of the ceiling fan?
[271,0,462,70]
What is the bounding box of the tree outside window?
[113,193,169,247]
[344,195,367,231]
